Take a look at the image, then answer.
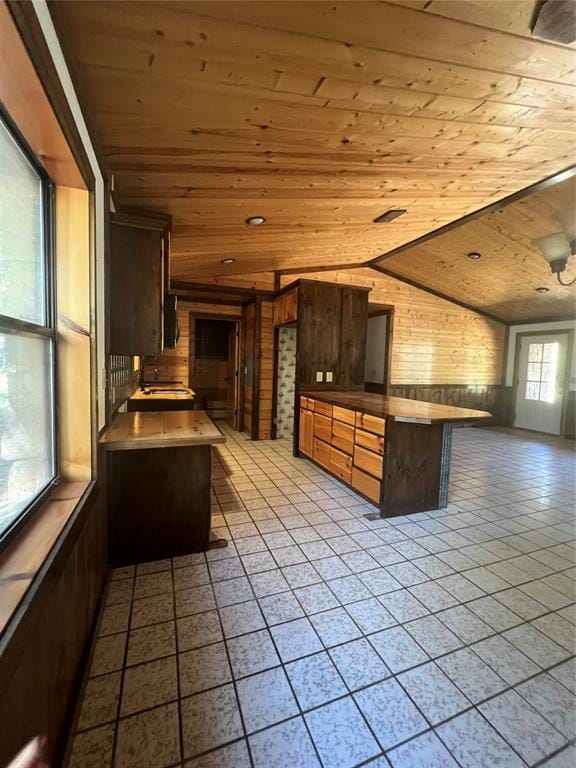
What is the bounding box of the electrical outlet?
[315,371,324,383]
[326,371,333,383]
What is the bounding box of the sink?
[147,388,190,395]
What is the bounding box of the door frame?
[188,312,242,430]
[365,304,395,395]
[512,329,574,436]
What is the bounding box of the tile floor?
[65,425,575,768]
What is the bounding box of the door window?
[525,342,559,403]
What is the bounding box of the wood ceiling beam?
[170,281,276,299]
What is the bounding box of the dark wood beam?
[171,281,276,299]
[278,262,365,276]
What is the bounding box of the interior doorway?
[364,305,393,393]
[189,315,240,428]
[514,332,572,435]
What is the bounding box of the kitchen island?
[101,411,225,564]
[298,391,491,516]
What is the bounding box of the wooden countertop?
[100,410,225,451]
[130,386,195,402]
[301,391,493,424]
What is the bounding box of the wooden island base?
[101,410,225,565]
[298,392,490,517]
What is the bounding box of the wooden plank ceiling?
[375,175,576,322]
[51,0,576,317]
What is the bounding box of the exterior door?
[514,334,568,434]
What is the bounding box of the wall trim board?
[278,262,366,276]
[369,264,507,325]
[171,281,276,299]
[368,164,576,265]
[6,0,94,188]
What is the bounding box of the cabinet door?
[110,218,163,355]
[299,408,313,456]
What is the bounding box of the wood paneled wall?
[142,300,242,384]
[243,299,274,439]
[281,269,506,387]
[259,301,274,439]
[0,485,106,767]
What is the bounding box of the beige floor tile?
[89,634,126,677]
[131,594,175,629]
[67,723,115,768]
[127,621,176,666]
[77,672,121,730]
[115,702,181,768]
[121,656,178,717]
[179,642,232,696]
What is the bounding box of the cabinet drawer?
[313,438,331,469]
[330,446,352,484]
[314,400,333,418]
[354,444,383,479]
[313,413,332,443]
[355,411,386,436]
[355,428,384,456]
[333,405,355,426]
[331,420,354,455]
[300,396,314,411]
[352,467,381,504]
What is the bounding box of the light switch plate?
[326,371,333,383]
[316,371,324,382]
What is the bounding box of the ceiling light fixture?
[246,216,266,226]
[535,286,550,293]
[373,209,406,224]
[532,208,576,286]
[467,252,481,260]
[221,258,235,265]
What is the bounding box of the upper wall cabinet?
[273,287,298,326]
[109,212,171,356]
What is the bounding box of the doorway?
[189,316,240,428]
[364,306,393,393]
[514,332,571,435]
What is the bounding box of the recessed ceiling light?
[535,286,549,293]
[221,258,235,265]
[373,209,406,224]
[467,252,482,260]
[246,216,266,226]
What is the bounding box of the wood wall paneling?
[340,287,369,390]
[142,301,242,385]
[259,300,275,439]
[50,0,576,286]
[0,485,106,767]
[55,187,92,479]
[284,269,506,387]
[297,282,343,389]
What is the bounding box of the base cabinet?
[107,445,211,565]
[299,396,383,505]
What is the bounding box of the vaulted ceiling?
[52,0,576,320]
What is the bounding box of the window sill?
[0,480,93,637]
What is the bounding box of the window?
[525,342,559,403]
[0,110,57,546]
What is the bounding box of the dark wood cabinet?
[109,212,170,355]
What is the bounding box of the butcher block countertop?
[302,391,492,425]
[100,410,225,451]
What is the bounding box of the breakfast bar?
[298,391,492,517]
[101,410,225,564]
